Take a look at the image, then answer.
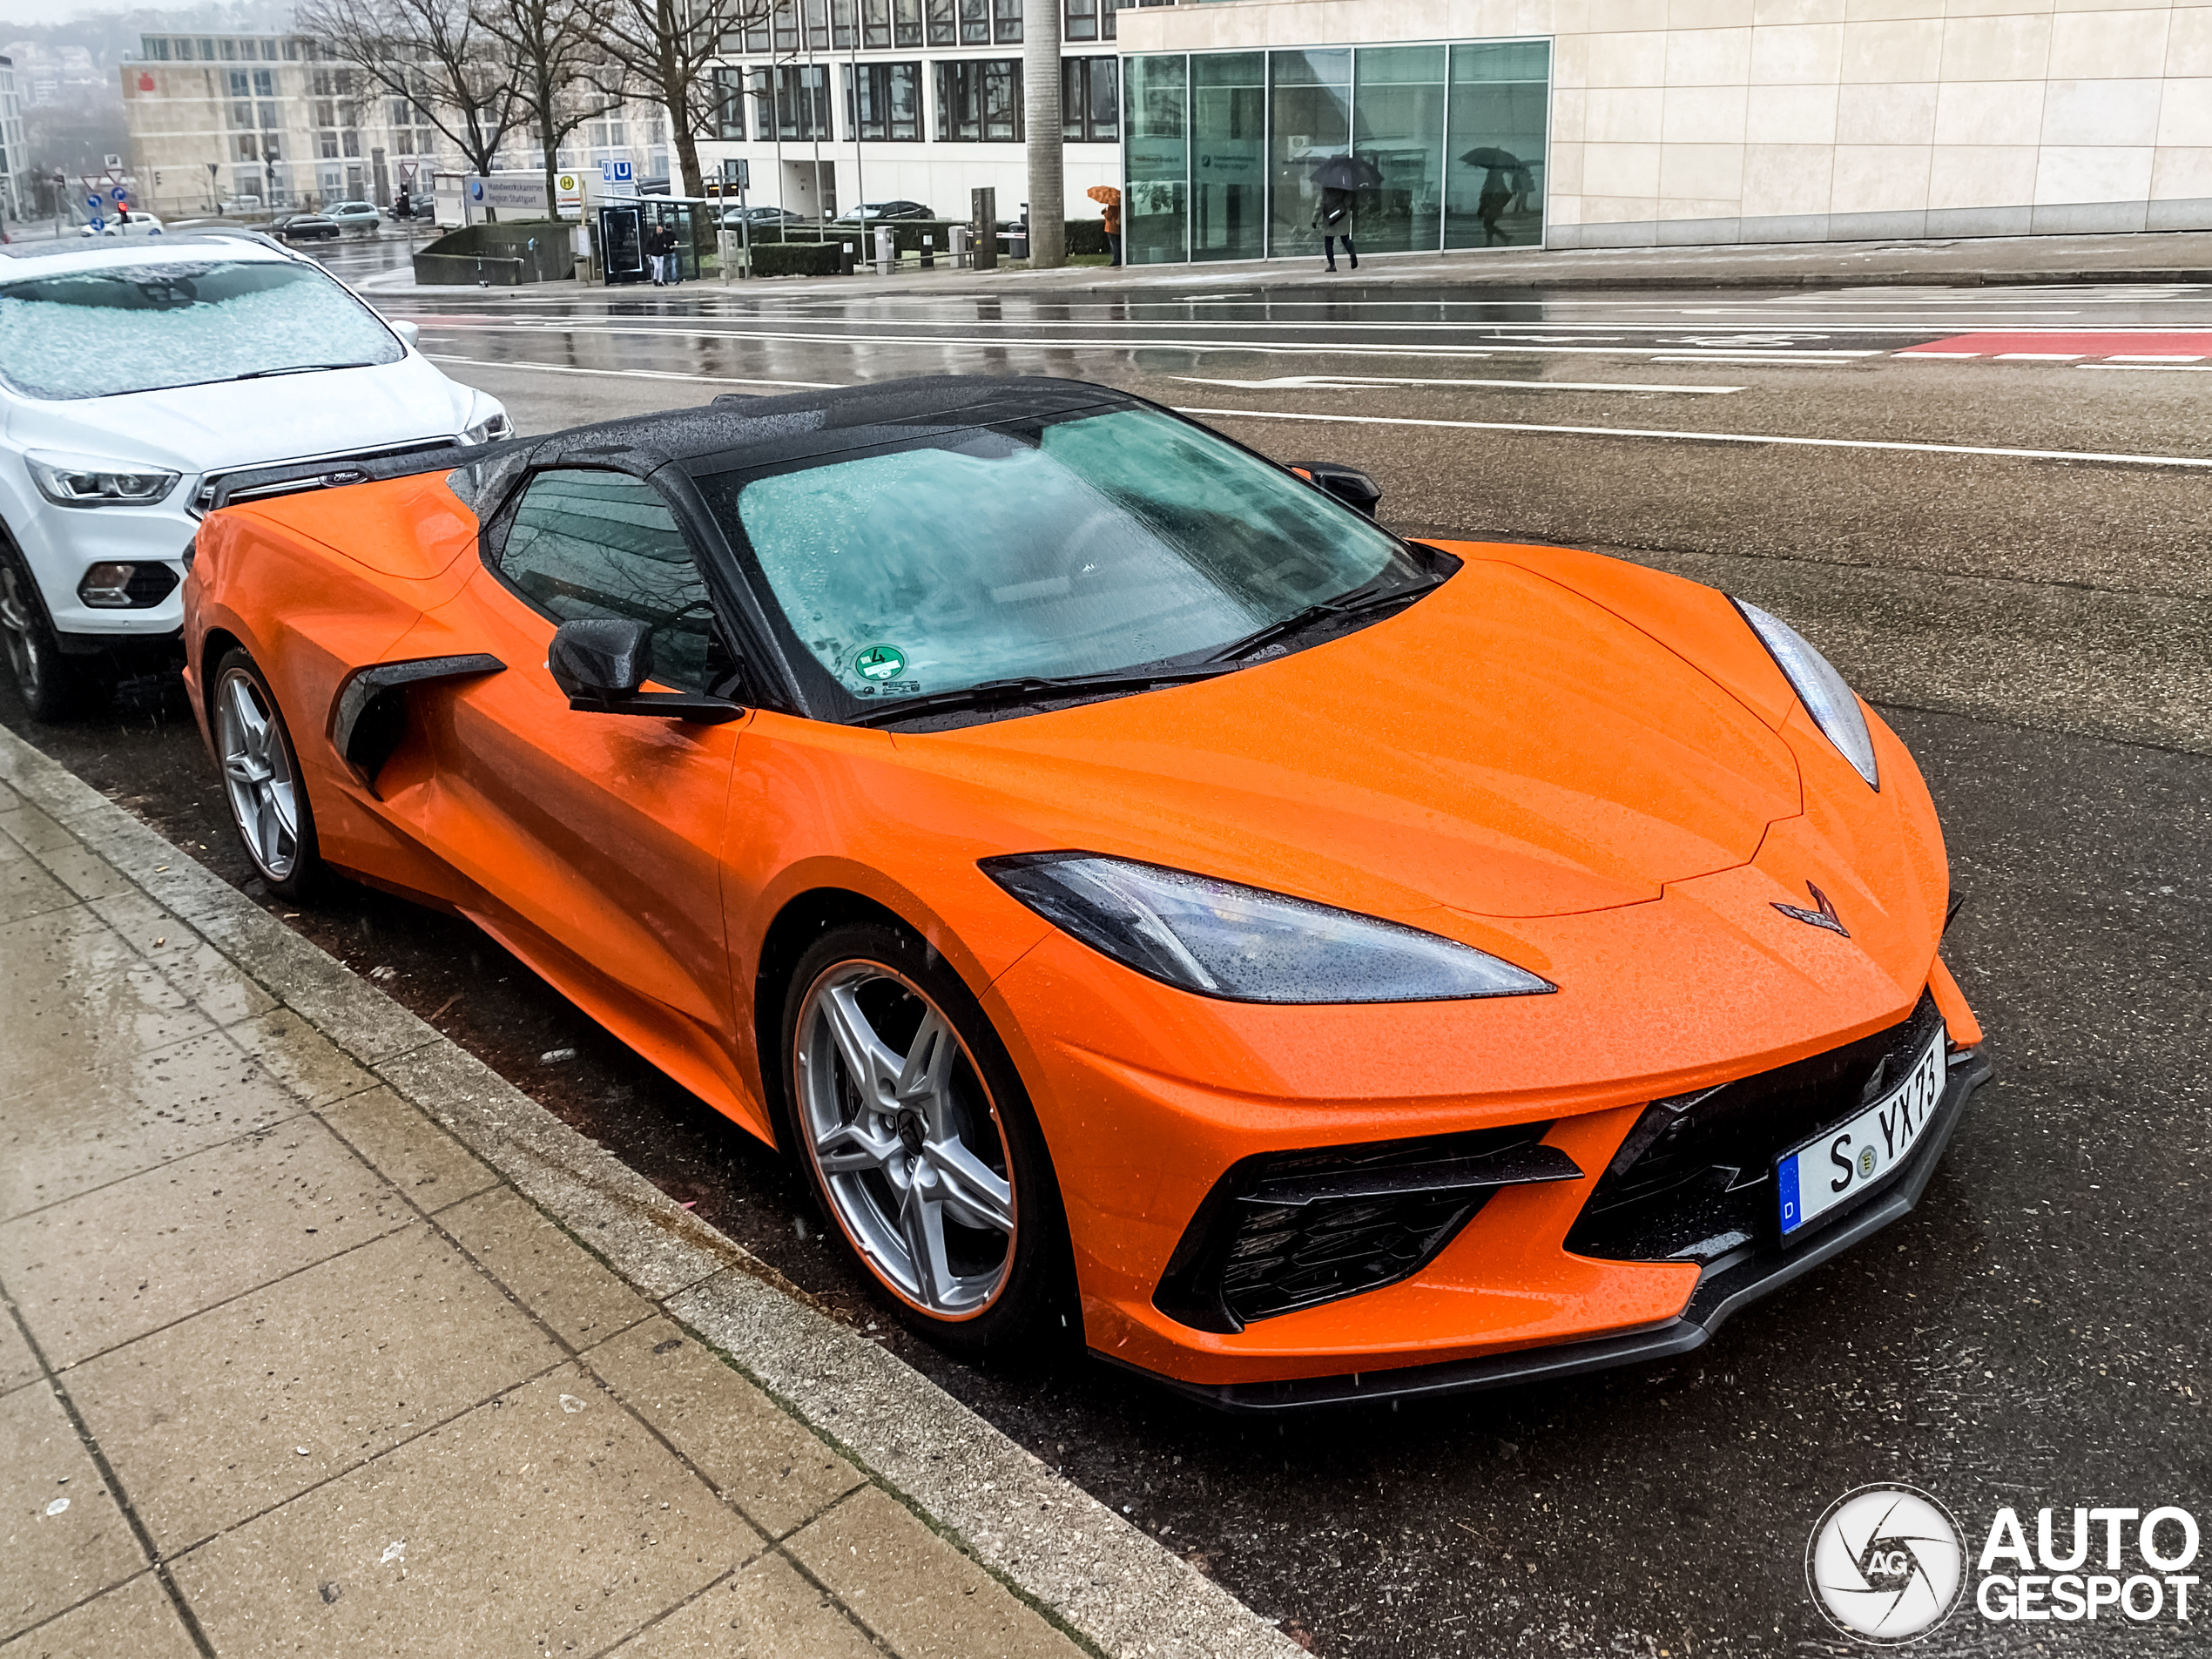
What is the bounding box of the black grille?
[1154,1123,1578,1333]
[1565,990,1944,1264]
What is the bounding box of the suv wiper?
[231,361,378,381]
[853,665,1234,728]
[1203,573,1436,665]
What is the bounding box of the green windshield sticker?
[855,644,907,682]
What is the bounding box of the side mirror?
[548,618,745,725]
[1295,462,1383,519]
[389,318,421,350]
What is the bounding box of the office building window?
[712,66,744,138]
[220,37,238,58]
[1062,56,1116,141]
[141,35,172,58]
[234,134,258,160]
[894,0,922,44]
[934,57,1021,142]
[848,60,921,139]
[862,0,891,47]
[926,0,954,45]
[806,0,830,50]
[773,1,798,51]
[769,63,833,139]
[993,0,1021,43]
[833,0,856,48]
[1064,0,1095,41]
[959,0,987,44]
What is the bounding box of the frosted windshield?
[715,408,1417,704]
[0,260,403,400]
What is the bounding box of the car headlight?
[1734,599,1879,789]
[981,853,1555,1004]
[460,410,512,445]
[27,452,181,508]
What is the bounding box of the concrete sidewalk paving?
[0,725,1294,1659]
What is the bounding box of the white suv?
[0,235,508,718]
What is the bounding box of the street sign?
[110,187,128,205]
[87,216,105,233]
[722,158,750,191]
[85,195,101,212]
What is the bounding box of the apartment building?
[123,31,450,212]
[0,57,24,223]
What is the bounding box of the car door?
[421,464,754,1114]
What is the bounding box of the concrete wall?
[1123,0,2212,245]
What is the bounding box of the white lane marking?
[1173,373,1744,394]
[1996,352,2085,360]
[1647,354,1851,365]
[1171,406,2212,469]
[425,354,837,388]
[2076,361,2212,372]
[2107,354,2206,361]
[1901,351,1979,358]
[433,320,1874,363]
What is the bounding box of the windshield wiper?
[230,361,379,381]
[852,665,1235,728]
[1203,573,1437,665]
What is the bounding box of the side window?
[496,469,719,691]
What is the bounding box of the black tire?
[0,538,103,723]
[778,921,1075,1361]
[208,647,322,898]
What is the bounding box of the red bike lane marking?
[1897,331,2212,358]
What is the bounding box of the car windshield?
[703,405,1423,708]
[0,260,401,400]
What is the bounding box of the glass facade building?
[1124,40,1549,264]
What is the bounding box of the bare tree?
[295,0,526,181]
[470,0,624,221]
[597,0,766,198]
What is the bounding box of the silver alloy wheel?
[214,665,301,881]
[794,962,1018,1318]
[0,562,43,691]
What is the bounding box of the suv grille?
[1154,1123,1579,1333]
[1564,990,1944,1264]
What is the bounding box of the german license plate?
[1776,1028,1947,1238]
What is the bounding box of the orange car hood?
[889,557,1802,920]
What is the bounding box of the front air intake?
[1153,1123,1581,1333]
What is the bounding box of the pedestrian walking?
[1478,167,1513,246]
[1312,185,1358,273]
[1088,185,1122,266]
[645,221,675,287]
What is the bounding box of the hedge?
[749,241,844,277]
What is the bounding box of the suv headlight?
[27,452,181,508]
[981,853,1555,1004]
[460,410,512,445]
[1733,600,1879,789]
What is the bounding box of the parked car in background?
[833,201,934,222]
[0,236,509,719]
[325,200,384,232]
[269,213,341,241]
[720,206,806,228]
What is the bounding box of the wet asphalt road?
[7,276,2209,1656]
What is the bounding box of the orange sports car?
[183,376,1989,1408]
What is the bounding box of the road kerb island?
[0,722,1298,1659]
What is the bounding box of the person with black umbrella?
[1463,148,1523,246]
[1308,153,1379,273]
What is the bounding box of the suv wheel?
[0,542,98,723]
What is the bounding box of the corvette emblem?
[1774,882,1849,937]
